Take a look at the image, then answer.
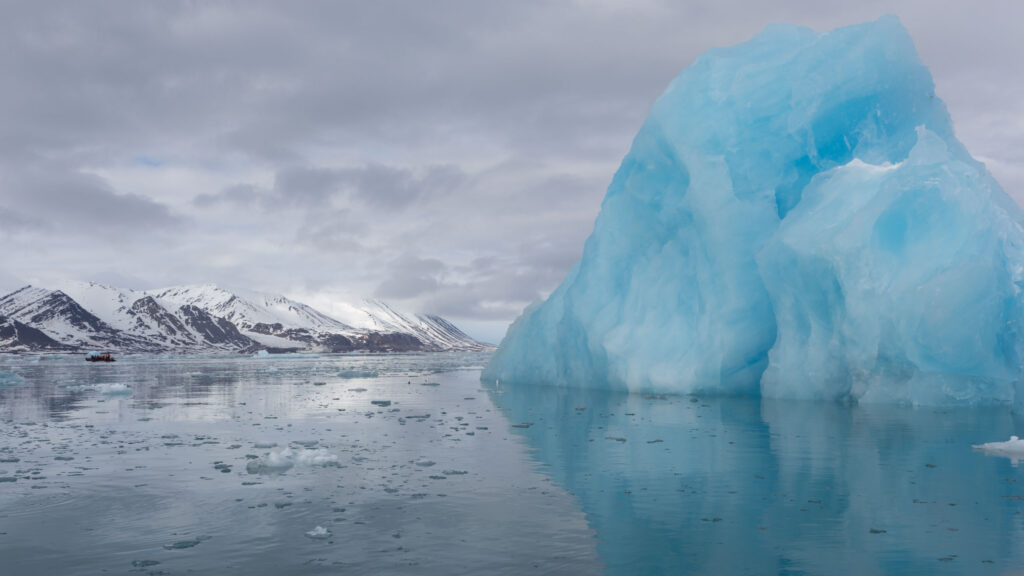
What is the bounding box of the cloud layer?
[0,1,1021,343]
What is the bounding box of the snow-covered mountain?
[0,314,73,353]
[0,282,488,354]
[0,283,257,352]
[147,284,485,352]
[0,286,153,351]
[148,285,352,339]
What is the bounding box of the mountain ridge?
[0,282,489,354]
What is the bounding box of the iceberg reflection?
[487,381,1024,574]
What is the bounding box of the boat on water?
[85,352,115,362]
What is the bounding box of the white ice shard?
[973,436,1024,465]
[484,16,1024,408]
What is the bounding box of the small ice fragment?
[246,447,339,474]
[0,371,25,387]
[371,400,391,407]
[338,370,378,379]
[973,435,1024,465]
[305,525,331,539]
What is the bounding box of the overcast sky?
[0,1,1021,343]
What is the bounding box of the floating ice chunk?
[97,383,132,395]
[0,371,25,387]
[338,369,379,379]
[484,16,1024,409]
[305,526,331,539]
[973,436,1024,465]
[291,449,339,466]
[252,349,319,359]
[246,447,339,474]
[65,382,132,395]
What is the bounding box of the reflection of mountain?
[0,282,488,354]
[0,357,247,422]
[487,382,1024,574]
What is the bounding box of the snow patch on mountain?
[148,284,352,333]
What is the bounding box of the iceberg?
[484,16,1024,408]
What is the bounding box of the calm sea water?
[1,353,1023,575]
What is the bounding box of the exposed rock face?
[0,288,152,351]
[0,315,74,352]
[176,305,258,350]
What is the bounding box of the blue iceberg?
[484,16,1024,407]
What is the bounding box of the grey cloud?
[375,254,447,300]
[193,183,268,208]
[274,167,344,206]
[198,163,467,213]
[272,164,461,210]
[0,208,45,237]
[294,208,369,253]
[0,1,1022,341]
[350,164,465,209]
[0,164,180,239]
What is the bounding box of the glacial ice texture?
[484,16,1024,408]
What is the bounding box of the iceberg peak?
[484,17,1024,409]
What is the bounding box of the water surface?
[487,380,1024,575]
[0,353,598,575]
[2,353,1023,575]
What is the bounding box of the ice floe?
[973,435,1024,464]
[245,447,339,474]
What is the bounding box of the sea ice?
[246,447,339,474]
[253,349,320,359]
[0,371,25,387]
[484,16,1024,408]
[305,525,331,539]
[338,369,379,379]
[65,382,132,395]
[97,383,132,395]
[973,436,1024,465]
